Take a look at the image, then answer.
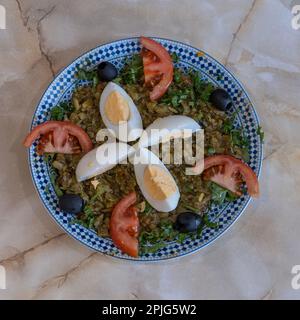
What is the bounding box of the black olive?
[58,194,84,215]
[97,61,118,81]
[174,212,202,233]
[210,88,232,111]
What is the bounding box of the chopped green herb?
[183,204,199,212]
[143,202,154,215]
[76,68,99,88]
[117,54,143,85]
[223,113,249,161]
[43,153,55,164]
[49,166,63,197]
[45,184,50,194]
[84,206,96,229]
[203,214,218,229]
[196,223,204,236]
[161,86,193,108]
[73,206,96,229]
[207,146,216,155]
[50,101,74,120]
[190,71,215,102]
[139,218,191,254]
[171,52,180,63]
[209,182,238,206]
[210,182,227,205]
[140,242,166,254]
[257,125,264,143]
[173,69,181,83]
[177,232,188,243]
[139,220,177,252]
[183,184,193,193]
[225,191,238,202]
[222,117,234,134]
[90,184,110,202]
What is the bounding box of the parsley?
[48,165,63,197]
[45,154,63,196]
[210,182,227,204]
[196,223,204,237]
[90,184,110,202]
[183,204,199,212]
[44,153,55,164]
[139,220,186,254]
[223,114,249,161]
[140,242,166,254]
[171,52,180,63]
[161,86,193,108]
[50,101,74,120]
[76,67,99,88]
[207,146,216,155]
[84,206,96,229]
[45,184,50,194]
[143,202,154,215]
[117,54,143,85]
[72,206,96,230]
[203,215,219,229]
[190,71,215,102]
[177,232,188,243]
[222,117,234,134]
[162,69,215,108]
[257,125,264,143]
[209,182,237,205]
[173,69,182,83]
[225,191,238,202]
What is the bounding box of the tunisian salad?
[24,37,261,257]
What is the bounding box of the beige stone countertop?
[0,0,300,299]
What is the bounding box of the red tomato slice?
[110,192,139,257]
[23,121,93,155]
[140,36,173,101]
[200,155,259,197]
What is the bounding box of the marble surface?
[0,0,299,300]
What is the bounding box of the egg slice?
[76,142,135,182]
[99,82,143,142]
[138,115,201,148]
[133,148,180,212]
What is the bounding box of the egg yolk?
[104,91,130,124]
[144,165,177,201]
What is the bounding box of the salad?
[24,37,260,257]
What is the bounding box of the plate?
[28,37,263,261]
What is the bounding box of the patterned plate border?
[28,37,263,262]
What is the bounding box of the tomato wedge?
[199,155,259,197]
[110,192,139,257]
[140,36,173,101]
[23,121,93,155]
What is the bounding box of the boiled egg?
[76,142,135,182]
[133,148,180,212]
[99,82,143,142]
[138,115,201,148]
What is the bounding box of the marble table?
[0,0,299,299]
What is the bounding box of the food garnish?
[140,36,174,101]
[23,121,93,155]
[110,192,139,257]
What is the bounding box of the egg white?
[138,115,201,148]
[76,142,135,182]
[133,148,180,212]
[99,82,143,142]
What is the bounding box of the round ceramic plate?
[28,37,263,261]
